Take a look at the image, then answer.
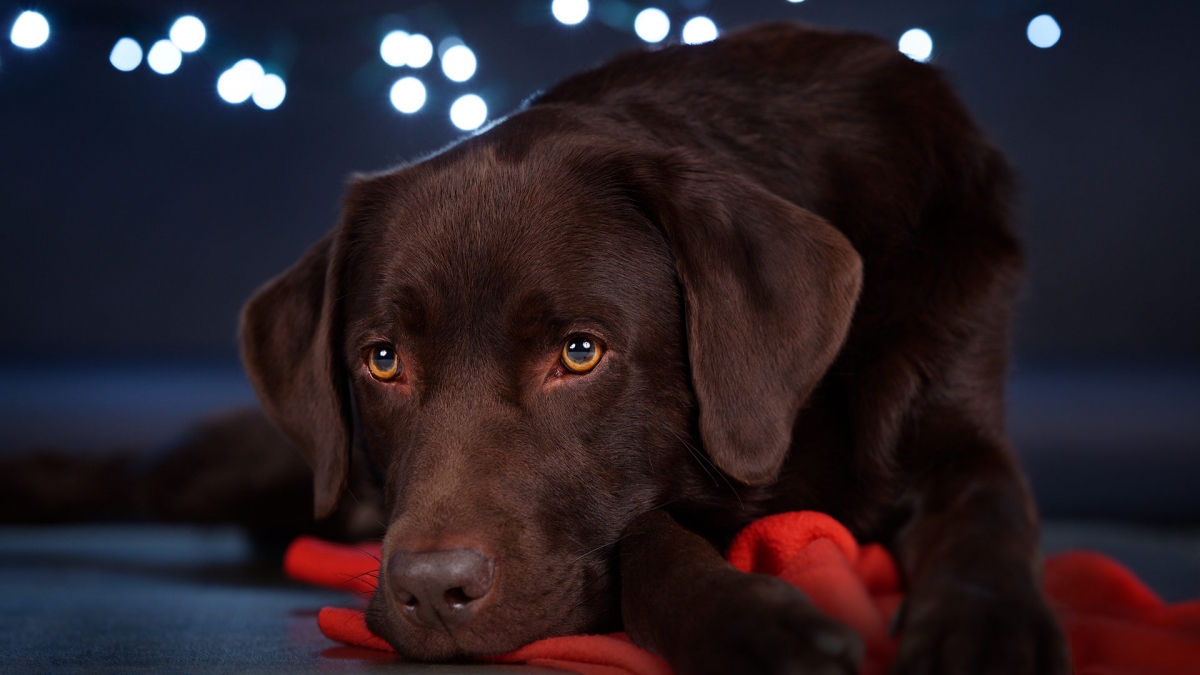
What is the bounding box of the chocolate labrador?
[8,21,1067,675]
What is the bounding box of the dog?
[6,22,1067,675]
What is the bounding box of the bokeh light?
[217,59,265,104]
[380,31,410,67]
[390,76,427,113]
[168,16,206,53]
[10,11,49,49]
[382,31,434,68]
[450,94,487,131]
[147,39,182,74]
[252,74,287,110]
[406,34,434,67]
[1027,15,1062,49]
[682,17,717,45]
[898,28,933,62]
[441,44,477,82]
[552,0,589,26]
[109,38,143,72]
[634,8,670,43]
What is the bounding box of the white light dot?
[634,8,670,43]
[169,15,206,53]
[441,44,477,82]
[450,94,487,131]
[382,31,434,69]
[10,11,49,49]
[252,73,287,110]
[109,38,143,72]
[147,39,183,74]
[898,28,933,62]
[682,17,717,45]
[217,58,265,104]
[787,0,805,3]
[551,0,589,26]
[1027,14,1061,49]
[380,30,409,67]
[390,76,427,113]
[406,34,433,68]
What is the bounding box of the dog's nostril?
[444,587,472,608]
[395,588,419,610]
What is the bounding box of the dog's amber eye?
[561,336,602,373]
[367,345,401,381]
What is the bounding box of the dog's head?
[241,111,861,658]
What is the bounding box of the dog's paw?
[683,574,863,675]
[890,580,1070,675]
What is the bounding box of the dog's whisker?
[665,426,744,509]
[667,427,726,487]
[567,530,635,566]
[348,545,383,564]
[567,571,613,614]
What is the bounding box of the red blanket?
[284,511,1200,675]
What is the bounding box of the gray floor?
[2,522,1198,673]
[0,525,555,674]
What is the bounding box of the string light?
[450,94,487,130]
[441,44,477,82]
[252,74,287,110]
[380,31,410,66]
[634,9,670,43]
[1027,15,1061,49]
[898,28,933,62]
[217,59,265,104]
[682,17,717,45]
[390,76,426,113]
[0,6,1070,125]
[382,31,434,68]
[146,39,182,74]
[168,16,206,53]
[10,11,50,49]
[406,35,433,68]
[109,38,143,72]
[551,0,589,26]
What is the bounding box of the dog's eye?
[561,336,602,374]
[367,345,401,381]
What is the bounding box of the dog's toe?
[891,583,1069,675]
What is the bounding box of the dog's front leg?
[889,421,1070,674]
[620,509,863,675]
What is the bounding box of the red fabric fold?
[285,511,1200,675]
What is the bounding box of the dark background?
[1,0,1198,518]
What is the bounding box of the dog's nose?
[387,548,495,630]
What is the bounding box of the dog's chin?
[365,586,622,661]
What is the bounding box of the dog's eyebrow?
[504,291,623,345]
[343,284,433,342]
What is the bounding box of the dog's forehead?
[343,145,669,337]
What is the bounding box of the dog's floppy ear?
[240,231,349,519]
[644,152,863,485]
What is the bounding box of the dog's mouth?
[364,549,622,660]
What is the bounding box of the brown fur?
[239,23,1067,674]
